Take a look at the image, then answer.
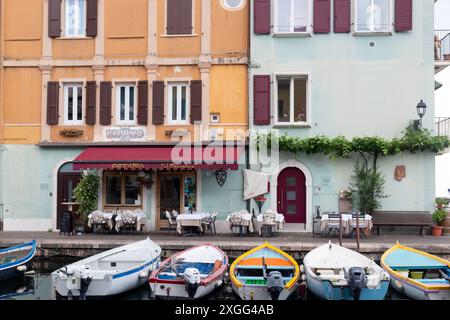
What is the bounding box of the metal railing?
[435,29,450,61]
[436,117,450,138]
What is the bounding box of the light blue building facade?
[249,0,437,231]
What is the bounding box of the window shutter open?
[47,82,60,125]
[254,0,271,34]
[48,0,61,38]
[137,81,149,126]
[253,75,271,126]
[179,0,193,35]
[100,81,112,126]
[190,80,202,124]
[334,0,351,33]
[167,0,180,35]
[86,0,98,37]
[314,0,331,34]
[395,0,413,32]
[85,81,97,125]
[152,81,165,125]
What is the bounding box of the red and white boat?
[149,244,228,299]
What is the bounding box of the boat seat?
[236,265,294,270]
[415,279,449,285]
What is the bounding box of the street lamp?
[416,99,427,128]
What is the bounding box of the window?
[104,173,142,207]
[166,0,193,35]
[275,0,309,33]
[275,76,309,124]
[64,83,83,125]
[221,0,245,10]
[65,0,86,37]
[116,84,137,125]
[168,82,189,124]
[356,0,390,32]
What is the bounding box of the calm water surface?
[0,259,410,301]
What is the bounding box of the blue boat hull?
[0,261,33,282]
[308,277,390,300]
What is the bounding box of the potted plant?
[432,209,448,237]
[73,171,100,234]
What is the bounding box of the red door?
[277,168,306,224]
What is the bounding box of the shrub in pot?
[431,209,448,237]
[73,172,100,233]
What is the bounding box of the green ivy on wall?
[73,172,100,219]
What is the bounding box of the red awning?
[73,146,243,171]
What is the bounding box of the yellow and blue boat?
[381,243,450,300]
[230,243,300,300]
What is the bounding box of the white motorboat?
[304,242,390,300]
[52,238,161,298]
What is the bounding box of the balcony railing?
[436,117,450,138]
[435,29,450,61]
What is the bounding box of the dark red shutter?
[48,0,61,38]
[395,0,413,32]
[85,81,97,125]
[137,81,149,126]
[179,0,193,35]
[253,75,271,126]
[47,82,59,125]
[334,0,351,33]
[152,81,165,125]
[166,0,179,35]
[254,0,270,34]
[86,0,98,37]
[99,81,112,126]
[314,0,331,34]
[190,80,202,124]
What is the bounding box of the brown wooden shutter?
[254,0,271,34]
[100,81,112,126]
[334,0,351,33]
[179,0,193,35]
[152,81,165,125]
[47,82,60,125]
[253,75,271,126]
[86,0,98,37]
[48,0,61,38]
[137,81,149,126]
[314,0,331,34]
[395,0,413,32]
[85,81,97,125]
[166,0,180,35]
[190,80,202,124]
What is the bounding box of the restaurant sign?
[104,127,146,142]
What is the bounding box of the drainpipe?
[246,3,252,214]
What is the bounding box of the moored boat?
[0,240,37,282]
[304,242,390,300]
[149,244,228,299]
[381,243,450,300]
[52,238,161,298]
[230,243,300,300]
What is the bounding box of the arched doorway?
[277,167,306,224]
[56,162,83,229]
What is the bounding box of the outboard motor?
[75,265,92,301]
[345,267,367,301]
[266,271,284,300]
[183,268,201,299]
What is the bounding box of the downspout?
[246,1,252,213]
[0,0,4,231]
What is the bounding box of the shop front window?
[104,173,142,207]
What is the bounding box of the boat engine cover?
[74,265,92,280]
[345,267,367,300]
[266,271,284,300]
[184,268,201,298]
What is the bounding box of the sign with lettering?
[111,163,145,170]
[394,165,406,182]
[104,127,146,142]
[59,128,84,137]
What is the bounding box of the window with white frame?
[355,0,390,32]
[65,0,86,37]
[116,84,137,125]
[275,76,308,124]
[275,0,309,33]
[168,82,189,124]
[64,83,83,125]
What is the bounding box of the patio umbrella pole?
[356,212,360,252]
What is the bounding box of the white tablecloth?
[115,210,147,232]
[176,213,211,234]
[256,213,285,235]
[87,211,115,230]
[320,214,372,234]
[226,211,255,233]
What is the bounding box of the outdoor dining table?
[256,213,285,235]
[115,210,147,232]
[226,211,255,235]
[176,212,211,236]
[87,211,115,231]
[320,214,373,237]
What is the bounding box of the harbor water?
[0,258,411,301]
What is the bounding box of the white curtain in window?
[66,0,85,36]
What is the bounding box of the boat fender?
[266,271,284,301]
[301,274,306,282]
[345,267,367,301]
[17,265,28,272]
